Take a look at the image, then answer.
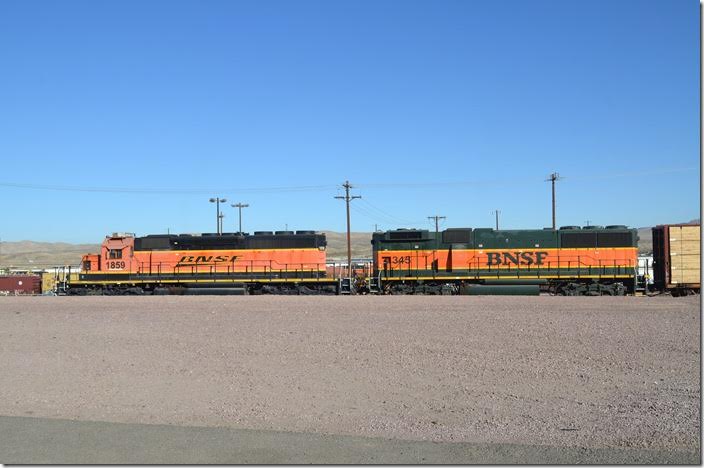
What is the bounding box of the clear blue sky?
[0,0,699,242]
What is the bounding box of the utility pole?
[492,210,501,230]
[231,203,249,233]
[546,172,562,229]
[427,215,446,235]
[218,212,225,234]
[334,180,361,279]
[209,197,227,234]
[585,220,590,227]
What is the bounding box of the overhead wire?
[349,203,417,228]
[0,166,693,195]
[354,166,696,189]
[356,198,424,225]
[0,181,338,194]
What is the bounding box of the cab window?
[108,249,122,259]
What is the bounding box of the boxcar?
[652,224,700,296]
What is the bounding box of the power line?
[349,203,412,228]
[357,198,422,225]
[350,201,425,227]
[356,166,697,189]
[0,166,694,195]
[0,182,337,195]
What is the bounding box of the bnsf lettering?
[177,255,238,264]
[487,251,548,266]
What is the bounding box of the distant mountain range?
[0,222,698,268]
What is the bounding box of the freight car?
[0,275,42,295]
[370,225,639,295]
[652,224,700,296]
[65,231,338,295]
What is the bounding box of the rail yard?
[0,294,699,463]
[0,218,700,462]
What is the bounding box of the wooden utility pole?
[492,210,500,230]
[428,215,446,235]
[546,172,562,229]
[335,181,361,279]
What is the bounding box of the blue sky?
[0,0,699,242]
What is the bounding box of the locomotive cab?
[100,233,135,272]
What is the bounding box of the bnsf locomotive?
[67,224,639,295]
[68,231,337,295]
[371,225,638,295]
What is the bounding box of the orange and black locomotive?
[69,231,336,295]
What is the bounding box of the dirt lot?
[0,295,699,455]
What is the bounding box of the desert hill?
[0,241,100,269]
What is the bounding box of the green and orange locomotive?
[371,225,638,295]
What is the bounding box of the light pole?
[231,203,249,234]
[209,197,227,234]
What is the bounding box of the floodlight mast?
[209,197,227,234]
[231,203,249,234]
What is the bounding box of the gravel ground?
[0,295,699,453]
